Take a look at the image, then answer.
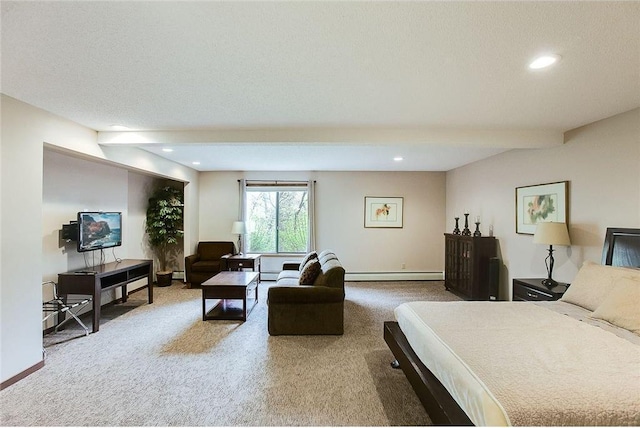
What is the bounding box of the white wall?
[43,150,130,276]
[446,108,640,300]
[198,170,447,277]
[1,95,97,384]
[42,150,160,307]
[1,94,199,386]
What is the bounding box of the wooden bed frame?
[384,227,640,426]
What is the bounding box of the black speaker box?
[62,221,78,241]
[488,257,500,301]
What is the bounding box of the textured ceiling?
[2,1,639,171]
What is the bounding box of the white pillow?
[591,277,640,335]
[560,261,640,311]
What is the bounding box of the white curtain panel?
[239,178,247,254]
[307,180,316,252]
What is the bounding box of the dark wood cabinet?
[444,234,497,300]
[512,278,568,301]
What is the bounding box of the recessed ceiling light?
[109,124,130,131]
[529,54,561,70]
[162,148,174,153]
[394,156,403,161]
[192,161,201,165]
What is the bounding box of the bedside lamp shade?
[231,221,247,235]
[534,222,571,287]
[533,222,571,246]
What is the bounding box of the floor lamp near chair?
[533,222,571,287]
[231,221,247,255]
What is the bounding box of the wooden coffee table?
[201,271,259,321]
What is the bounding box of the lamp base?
[541,278,558,287]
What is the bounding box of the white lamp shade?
[231,221,247,234]
[533,222,571,246]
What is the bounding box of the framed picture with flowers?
[515,181,568,234]
[364,196,404,228]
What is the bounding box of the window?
[245,185,308,253]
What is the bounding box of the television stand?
[57,259,153,333]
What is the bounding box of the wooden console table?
[57,259,153,333]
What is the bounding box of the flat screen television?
[77,211,122,252]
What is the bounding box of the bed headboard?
[601,228,640,268]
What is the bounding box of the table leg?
[92,294,100,333]
[202,292,206,321]
[147,272,154,304]
[242,292,247,321]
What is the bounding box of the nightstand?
[227,254,261,281]
[512,278,568,301]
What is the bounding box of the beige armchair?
[185,241,235,287]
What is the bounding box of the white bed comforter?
[395,301,640,426]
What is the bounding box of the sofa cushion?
[299,259,321,285]
[276,269,300,286]
[314,258,345,288]
[191,261,223,272]
[198,242,234,261]
[299,251,318,272]
[268,285,344,304]
[318,250,338,263]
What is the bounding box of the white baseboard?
[345,272,444,281]
[260,271,444,282]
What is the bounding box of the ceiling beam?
[97,127,564,149]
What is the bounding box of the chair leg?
[55,310,90,336]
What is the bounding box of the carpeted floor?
[1,281,461,426]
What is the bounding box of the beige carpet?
[1,281,461,426]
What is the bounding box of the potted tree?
[145,185,184,287]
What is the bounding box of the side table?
[512,278,568,301]
[227,254,261,281]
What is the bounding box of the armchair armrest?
[184,254,200,282]
[185,254,200,266]
[220,253,233,270]
[268,286,344,304]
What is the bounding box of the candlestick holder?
[453,217,461,235]
[462,213,471,236]
[473,222,481,237]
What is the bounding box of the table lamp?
[533,222,571,287]
[231,221,247,255]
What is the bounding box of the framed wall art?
[364,196,403,228]
[515,181,568,234]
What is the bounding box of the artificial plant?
[145,185,184,273]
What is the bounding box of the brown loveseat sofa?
[184,241,235,287]
[267,250,345,335]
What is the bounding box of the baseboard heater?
[346,271,444,281]
[258,271,444,281]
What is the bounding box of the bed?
[384,227,640,426]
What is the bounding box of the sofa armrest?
[268,286,344,304]
[282,262,301,271]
